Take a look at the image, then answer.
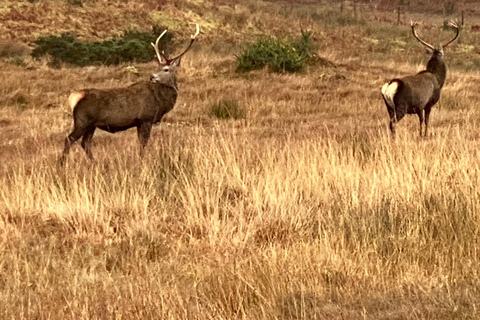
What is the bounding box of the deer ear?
[171,57,181,67]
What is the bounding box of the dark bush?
[236,30,317,73]
[31,26,173,67]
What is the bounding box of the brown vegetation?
[1,0,480,319]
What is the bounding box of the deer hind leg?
[389,118,396,140]
[137,122,153,157]
[390,107,407,140]
[59,126,89,165]
[81,127,96,160]
[386,103,397,140]
[417,110,425,137]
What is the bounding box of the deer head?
[149,24,200,85]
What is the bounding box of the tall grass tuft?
[209,99,246,120]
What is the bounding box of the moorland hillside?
[1,1,480,319]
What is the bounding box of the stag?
[59,24,200,164]
[381,21,459,139]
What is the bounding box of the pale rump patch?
[67,91,85,111]
[381,81,398,108]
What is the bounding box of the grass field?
[2,0,480,319]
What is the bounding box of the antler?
[151,29,168,65]
[442,20,460,48]
[410,21,435,50]
[169,23,200,62]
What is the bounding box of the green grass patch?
[236,30,317,74]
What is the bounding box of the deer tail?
[67,91,86,111]
[381,80,399,122]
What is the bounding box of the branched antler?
[151,24,200,64]
[410,21,435,50]
[169,23,200,62]
[411,20,460,50]
[151,29,168,65]
[442,20,459,48]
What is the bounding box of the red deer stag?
[381,21,459,139]
[59,24,200,164]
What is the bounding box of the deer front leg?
[137,122,153,157]
[424,106,432,137]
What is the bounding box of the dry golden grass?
[2,0,480,319]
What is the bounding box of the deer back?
[392,72,439,112]
[72,82,177,130]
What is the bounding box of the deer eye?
[163,67,169,72]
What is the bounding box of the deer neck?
[150,76,179,103]
[152,76,178,92]
[426,54,447,88]
[168,77,178,91]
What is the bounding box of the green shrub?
[209,99,246,120]
[236,30,317,73]
[31,26,173,67]
[291,30,316,62]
